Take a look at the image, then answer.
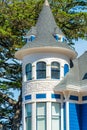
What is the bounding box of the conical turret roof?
[15,0,77,59]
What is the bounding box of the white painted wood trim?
[66,102,69,130]
[32,102,36,130]
[22,103,26,130]
[47,102,51,130]
[61,103,64,130]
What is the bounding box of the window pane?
[52,103,60,116]
[51,62,60,79]
[37,103,46,115]
[51,103,61,130]
[26,63,32,80]
[25,104,32,130]
[37,62,46,79]
[26,117,32,130]
[36,103,46,130]
[25,104,32,117]
[37,118,46,130]
[52,118,60,130]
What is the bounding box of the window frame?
[51,61,60,79]
[36,61,46,79]
[25,63,32,80]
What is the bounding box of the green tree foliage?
[0,0,87,129]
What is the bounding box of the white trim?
[66,101,69,130]
[32,102,36,130]
[61,103,64,130]
[22,103,26,130]
[47,102,51,130]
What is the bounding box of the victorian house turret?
[15,0,87,130]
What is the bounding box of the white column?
[66,101,69,130]
[46,64,51,79]
[61,64,64,80]
[61,103,64,130]
[22,65,26,82]
[22,103,26,130]
[47,102,51,130]
[32,102,36,130]
[32,65,35,80]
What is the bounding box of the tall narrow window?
[51,62,60,79]
[51,103,61,130]
[26,63,32,80]
[64,64,69,76]
[36,103,46,130]
[36,62,46,79]
[25,104,32,130]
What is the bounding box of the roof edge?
[15,46,77,60]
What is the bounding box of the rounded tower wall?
[22,52,70,97]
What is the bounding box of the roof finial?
[45,0,49,6]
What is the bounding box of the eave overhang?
[15,46,77,60]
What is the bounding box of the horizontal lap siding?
[81,104,87,130]
[69,103,80,130]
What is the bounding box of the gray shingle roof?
[22,0,74,49]
[55,51,87,92]
[25,26,37,37]
[15,0,77,59]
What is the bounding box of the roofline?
[15,46,77,60]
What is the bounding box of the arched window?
[23,35,36,43]
[62,37,67,43]
[28,35,35,42]
[36,62,46,79]
[26,63,32,80]
[64,64,69,76]
[51,62,60,79]
[54,34,61,41]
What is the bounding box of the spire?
[45,0,49,6]
[15,0,77,60]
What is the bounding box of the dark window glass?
[29,35,35,42]
[36,62,46,79]
[26,63,32,80]
[54,34,61,41]
[51,62,60,79]
[82,73,87,80]
[64,64,69,76]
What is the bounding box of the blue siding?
[81,104,87,130]
[36,93,46,99]
[51,94,61,99]
[69,103,80,130]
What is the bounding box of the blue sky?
[74,39,87,57]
